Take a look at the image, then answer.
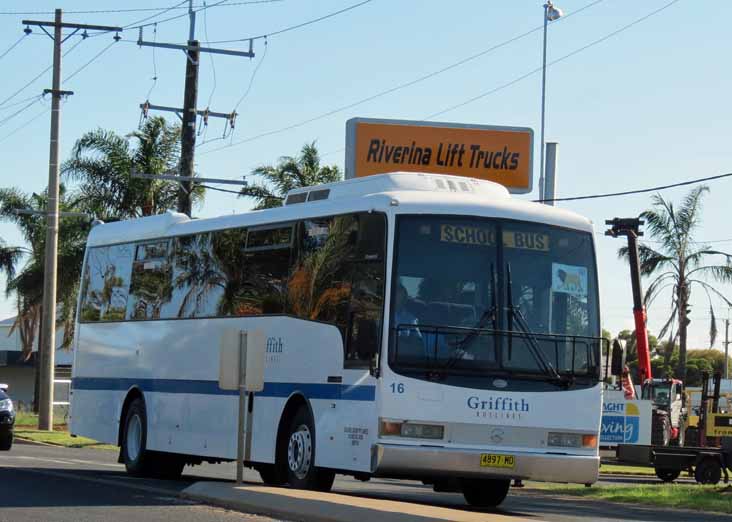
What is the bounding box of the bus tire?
[461,478,510,507]
[283,405,335,491]
[121,398,156,477]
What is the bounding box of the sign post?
[345,117,534,193]
[236,331,247,485]
[219,329,265,485]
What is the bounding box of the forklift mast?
[605,218,652,385]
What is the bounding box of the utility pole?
[137,0,253,217]
[179,40,200,216]
[22,10,121,431]
[725,318,730,380]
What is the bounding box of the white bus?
[70,172,605,507]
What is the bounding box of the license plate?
[480,454,515,469]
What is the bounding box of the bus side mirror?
[611,339,625,376]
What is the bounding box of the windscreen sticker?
[502,231,549,252]
[552,263,588,296]
[440,224,495,246]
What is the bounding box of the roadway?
[0,441,724,522]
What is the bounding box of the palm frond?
[618,244,676,275]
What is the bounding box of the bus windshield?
[390,215,602,381]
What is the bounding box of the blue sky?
[0,0,730,351]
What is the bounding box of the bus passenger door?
[339,259,383,471]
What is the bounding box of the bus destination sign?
[345,117,534,193]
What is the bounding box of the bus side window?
[80,244,134,322]
[245,226,293,315]
[345,213,386,367]
[210,227,248,316]
[167,233,225,319]
[287,215,356,340]
[127,240,173,320]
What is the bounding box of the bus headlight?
[547,432,597,448]
[380,419,444,440]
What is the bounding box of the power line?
[0,97,42,128]
[0,37,84,109]
[204,0,373,43]
[0,33,27,61]
[0,106,50,145]
[0,1,284,16]
[64,39,120,83]
[235,37,268,111]
[0,94,44,113]
[127,0,230,31]
[198,0,604,155]
[203,2,218,109]
[426,0,681,120]
[536,171,732,203]
[145,24,160,101]
[642,238,732,245]
[121,0,189,30]
[195,37,269,148]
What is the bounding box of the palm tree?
[239,142,341,209]
[619,186,732,381]
[0,186,87,356]
[0,238,22,280]
[62,116,204,219]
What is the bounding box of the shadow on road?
[1,466,193,509]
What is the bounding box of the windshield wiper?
[505,263,571,388]
[442,264,498,369]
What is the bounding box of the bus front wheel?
[281,405,335,492]
[461,478,511,508]
[122,398,155,476]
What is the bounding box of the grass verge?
[599,463,657,476]
[14,429,117,451]
[531,483,732,514]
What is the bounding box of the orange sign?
[345,118,534,193]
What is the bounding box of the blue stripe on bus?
[71,377,376,402]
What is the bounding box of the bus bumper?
[372,443,599,484]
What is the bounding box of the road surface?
[1,441,725,522]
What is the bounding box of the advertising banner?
[601,390,652,446]
[345,118,534,193]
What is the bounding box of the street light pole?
[539,2,562,201]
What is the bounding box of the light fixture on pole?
[539,1,562,201]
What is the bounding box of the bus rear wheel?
[461,478,511,508]
[281,405,335,491]
[122,398,184,479]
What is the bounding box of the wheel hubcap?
[126,414,142,462]
[287,424,312,479]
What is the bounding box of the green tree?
[687,348,732,378]
[62,116,203,219]
[616,329,659,372]
[239,142,342,209]
[0,186,87,356]
[0,238,22,280]
[619,186,732,381]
